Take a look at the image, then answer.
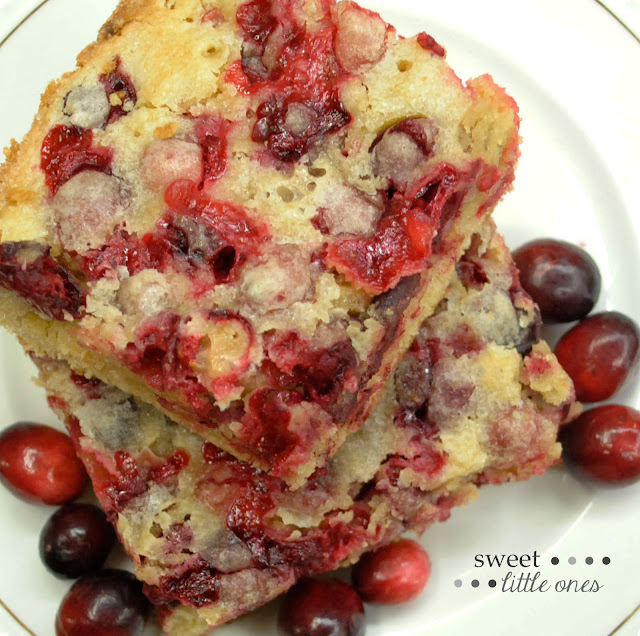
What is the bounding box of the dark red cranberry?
[236,0,277,44]
[554,312,639,402]
[194,116,229,184]
[512,239,601,323]
[40,503,116,578]
[353,539,431,604]
[145,557,220,608]
[99,58,137,124]
[560,405,640,484]
[278,578,365,636]
[252,94,351,163]
[40,125,113,194]
[0,423,88,505]
[55,569,150,636]
[0,241,86,320]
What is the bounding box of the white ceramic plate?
[0,1,639,634]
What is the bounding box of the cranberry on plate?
[0,423,87,505]
[353,538,431,604]
[40,503,116,579]
[278,578,365,636]
[560,404,640,484]
[512,238,601,323]
[554,311,640,403]
[56,569,150,636]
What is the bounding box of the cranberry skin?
[555,312,640,403]
[353,539,431,604]
[40,503,116,579]
[0,423,88,505]
[512,239,601,323]
[278,578,365,636]
[56,569,150,636]
[560,405,640,484]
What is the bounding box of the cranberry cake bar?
[0,0,520,485]
[36,225,575,634]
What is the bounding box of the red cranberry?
[40,503,116,578]
[554,312,640,402]
[278,578,365,636]
[353,539,431,604]
[512,239,601,323]
[0,241,86,321]
[40,125,113,195]
[56,569,150,636]
[0,423,88,505]
[99,58,137,125]
[560,405,640,484]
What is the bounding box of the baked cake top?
[0,0,519,484]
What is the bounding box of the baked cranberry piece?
[253,93,351,163]
[326,163,469,294]
[0,241,86,320]
[278,578,365,636]
[512,239,601,323]
[0,423,87,505]
[56,569,150,636]
[194,116,230,184]
[40,503,116,578]
[554,312,639,403]
[99,58,137,124]
[40,125,113,195]
[145,557,220,608]
[417,32,445,57]
[560,405,640,484]
[236,0,277,44]
[353,539,431,604]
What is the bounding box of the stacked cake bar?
[0,0,576,633]
[0,0,520,486]
[36,223,576,634]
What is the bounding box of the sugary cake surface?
[0,0,519,485]
[36,226,576,635]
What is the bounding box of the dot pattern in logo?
[453,556,612,587]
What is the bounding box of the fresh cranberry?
[353,539,431,604]
[0,423,88,505]
[554,312,639,402]
[278,578,365,636]
[55,569,150,636]
[512,239,601,323]
[560,405,640,484]
[0,241,86,320]
[40,503,116,578]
